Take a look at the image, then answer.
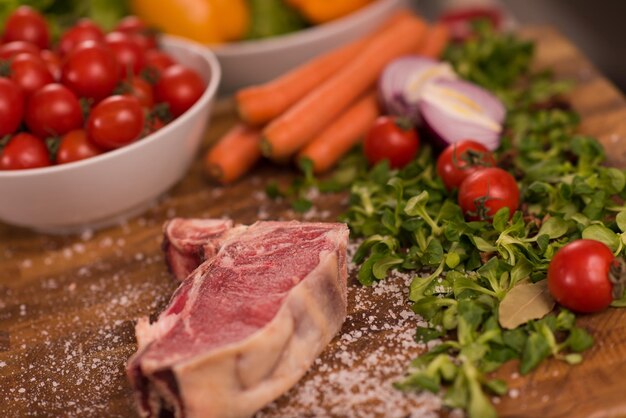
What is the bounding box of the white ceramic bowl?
[0,35,221,233]
[213,0,407,93]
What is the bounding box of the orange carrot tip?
[204,124,262,184]
[262,15,426,160]
[235,10,416,126]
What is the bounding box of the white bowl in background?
[0,35,221,234]
[213,0,407,94]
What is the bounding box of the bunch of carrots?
[203,10,450,184]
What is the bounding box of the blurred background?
[417,0,626,90]
[1,0,624,90]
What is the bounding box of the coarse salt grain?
[257,259,442,418]
[80,229,94,241]
[72,243,85,254]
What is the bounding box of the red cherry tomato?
[122,76,154,108]
[61,41,120,102]
[115,16,146,33]
[548,239,616,313]
[2,6,50,49]
[56,129,102,164]
[0,132,50,170]
[115,16,158,50]
[437,140,496,190]
[87,95,144,149]
[0,40,40,60]
[155,65,205,117]
[8,52,53,97]
[25,83,83,138]
[144,50,175,75]
[439,7,502,42]
[40,50,62,80]
[364,116,419,168]
[0,77,24,137]
[58,19,105,56]
[458,167,519,221]
[129,31,158,51]
[105,31,145,77]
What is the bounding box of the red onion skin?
[378,56,455,125]
[418,78,505,151]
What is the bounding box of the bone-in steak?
[127,220,349,418]
[162,218,233,280]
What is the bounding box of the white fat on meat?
[127,220,349,418]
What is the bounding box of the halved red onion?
[419,79,506,151]
[378,56,457,124]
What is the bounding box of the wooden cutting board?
[2,27,626,418]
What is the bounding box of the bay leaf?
[498,281,555,330]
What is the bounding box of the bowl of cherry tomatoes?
[0,9,221,233]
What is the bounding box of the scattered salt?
[80,229,94,241]
[72,243,86,254]
[99,237,113,248]
[2,206,445,417]
[258,244,441,418]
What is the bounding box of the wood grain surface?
[1,27,626,418]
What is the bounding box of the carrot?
[298,91,379,174]
[235,10,414,126]
[261,15,427,160]
[416,22,450,58]
[204,124,262,184]
[236,39,367,127]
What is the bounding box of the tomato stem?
[470,182,503,221]
[150,102,172,123]
[0,134,10,154]
[79,97,93,120]
[609,257,626,300]
[394,116,414,132]
[0,60,10,77]
[140,67,160,85]
[45,137,60,162]
[451,145,492,170]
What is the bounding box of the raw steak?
[162,218,233,280]
[127,220,349,418]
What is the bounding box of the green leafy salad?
[269,22,626,417]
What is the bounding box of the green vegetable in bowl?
[246,0,308,40]
[0,0,128,36]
